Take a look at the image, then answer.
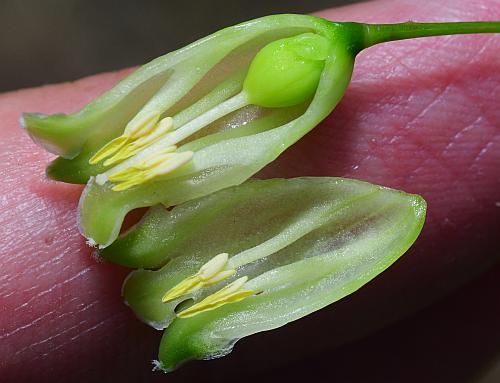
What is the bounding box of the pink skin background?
[1,0,499,381]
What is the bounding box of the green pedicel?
[118,177,426,371]
[22,15,499,247]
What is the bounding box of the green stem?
[362,21,500,48]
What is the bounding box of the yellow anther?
[103,117,174,166]
[125,111,161,138]
[203,270,236,285]
[177,276,254,318]
[89,135,130,165]
[88,111,162,165]
[198,253,231,279]
[162,253,234,303]
[108,146,176,181]
[108,148,193,191]
[142,150,193,176]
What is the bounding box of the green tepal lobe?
[243,32,331,108]
[118,177,426,371]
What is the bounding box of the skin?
[0,0,499,381]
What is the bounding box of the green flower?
[21,15,499,247]
[24,15,356,247]
[19,13,500,372]
[116,177,426,371]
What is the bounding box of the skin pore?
[0,0,499,381]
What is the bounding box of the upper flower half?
[22,15,357,247]
[20,16,500,248]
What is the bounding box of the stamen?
[93,92,250,188]
[124,111,162,138]
[89,135,130,165]
[162,253,235,303]
[88,111,161,165]
[108,148,193,191]
[177,276,254,318]
[108,147,176,181]
[103,117,174,166]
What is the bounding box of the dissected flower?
[116,177,426,370]
[19,12,500,373]
[23,15,359,247]
[21,15,499,247]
